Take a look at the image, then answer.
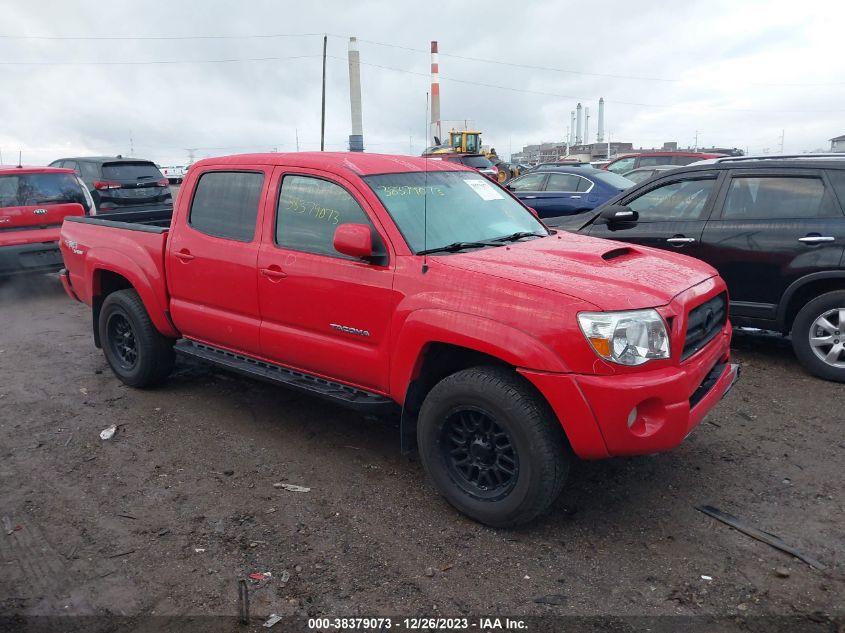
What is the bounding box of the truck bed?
[67,205,173,231]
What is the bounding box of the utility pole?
[295,129,300,152]
[779,129,785,154]
[320,34,327,152]
[409,135,413,155]
[694,130,699,152]
[129,131,134,155]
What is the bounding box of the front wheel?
[417,366,570,527]
[99,289,175,388]
[791,290,845,383]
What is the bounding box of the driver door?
[588,171,723,259]
[257,168,399,392]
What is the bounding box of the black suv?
[560,157,845,382]
[48,156,172,212]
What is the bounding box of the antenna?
[422,91,429,274]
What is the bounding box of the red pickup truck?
[59,152,738,526]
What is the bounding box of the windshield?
[364,171,547,254]
[458,155,493,168]
[0,173,87,209]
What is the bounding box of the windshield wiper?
[492,231,548,243]
[417,240,502,255]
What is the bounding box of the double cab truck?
[59,152,739,526]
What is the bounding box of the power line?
[0,54,321,66]
[327,56,845,114]
[0,32,322,41]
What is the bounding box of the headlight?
[578,309,670,366]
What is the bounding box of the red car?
[604,151,727,174]
[0,165,93,277]
[59,152,738,526]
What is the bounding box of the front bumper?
[519,327,738,459]
[0,241,64,277]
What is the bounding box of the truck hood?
[437,231,716,311]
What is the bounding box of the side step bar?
[174,340,398,415]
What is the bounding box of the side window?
[80,162,99,180]
[608,157,635,173]
[65,161,81,176]
[828,171,845,210]
[673,156,699,166]
[545,173,582,192]
[189,171,263,242]
[509,173,546,191]
[576,176,593,192]
[277,175,372,258]
[722,176,834,220]
[638,156,668,167]
[626,178,716,221]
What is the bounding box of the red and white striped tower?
[430,41,442,144]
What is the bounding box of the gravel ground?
[0,274,843,631]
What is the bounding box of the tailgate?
[0,203,85,246]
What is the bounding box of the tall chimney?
[597,97,605,142]
[347,37,364,152]
[569,111,575,145]
[430,41,442,144]
[575,103,583,145]
[584,107,590,148]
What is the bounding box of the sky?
[1,0,844,166]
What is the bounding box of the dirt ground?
[1,274,843,631]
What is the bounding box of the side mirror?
[597,204,638,225]
[333,223,373,260]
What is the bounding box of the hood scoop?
[601,246,635,261]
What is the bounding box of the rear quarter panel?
[60,219,177,337]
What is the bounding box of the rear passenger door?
[700,169,845,321]
[167,168,269,356]
[588,171,722,258]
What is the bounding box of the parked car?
[48,156,172,212]
[0,166,93,277]
[623,164,678,184]
[59,152,737,527]
[160,165,187,184]
[567,158,845,382]
[605,152,728,174]
[504,166,634,219]
[424,153,499,181]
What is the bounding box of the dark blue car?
[505,166,634,220]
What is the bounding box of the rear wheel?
[417,366,570,527]
[99,289,174,388]
[791,290,845,383]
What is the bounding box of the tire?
[791,290,845,383]
[99,289,175,388]
[417,366,570,527]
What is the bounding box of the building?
[831,135,845,152]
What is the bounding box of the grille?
[682,292,727,360]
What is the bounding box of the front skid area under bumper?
[519,331,738,459]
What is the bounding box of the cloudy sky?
[1,0,843,166]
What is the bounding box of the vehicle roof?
[0,165,75,174]
[52,156,158,163]
[611,151,727,160]
[194,152,471,176]
[692,153,845,165]
[532,165,601,174]
[626,165,678,172]
[666,159,845,171]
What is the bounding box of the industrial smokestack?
[569,111,575,146]
[430,41,442,144]
[597,97,605,143]
[347,37,364,152]
[575,103,583,145]
[584,107,590,148]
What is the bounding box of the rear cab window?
[189,171,264,241]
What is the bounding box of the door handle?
[667,237,696,245]
[798,235,835,244]
[523,195,537,199]
[570,195,582,199]
[174,250,194,262]
[260,266,287,281]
